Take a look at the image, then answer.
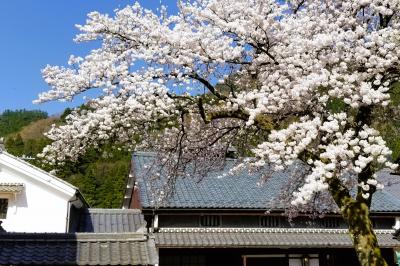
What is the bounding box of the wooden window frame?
[199,215,221,227]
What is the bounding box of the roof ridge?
[157,227,395,234]
[0,232,147,239]
[86,208,142,213]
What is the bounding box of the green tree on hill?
[2,108,131,208]
[0,109,47,136]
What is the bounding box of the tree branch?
[188,73,227,100]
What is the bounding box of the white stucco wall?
[0,153,76,233]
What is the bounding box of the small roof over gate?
[75,208,146,233]
[0,182,24,193]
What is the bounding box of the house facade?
[0,149,87,233]
[124,152,400,266]
[0,147,158,265]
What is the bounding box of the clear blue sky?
[0,0,178,115]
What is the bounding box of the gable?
[0,151,76,198]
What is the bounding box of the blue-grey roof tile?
[155,228,399,248]
[131,152,400,212]
[0,233,158,265]
[377,170,400,198]
[75,209,145,233]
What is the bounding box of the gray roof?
[155,228,399,248]
[76,209,146,233]
[377,170,400,198]
[131,152,400,212]
[0,233,158,265]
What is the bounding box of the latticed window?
[323,217,340,228]
[0,199,8,219]
[260,216,282,227]
[200,215,221,227]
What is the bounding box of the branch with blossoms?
[35,0,400,205]
[35,1,400,263]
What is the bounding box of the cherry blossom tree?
[36,1,400,265]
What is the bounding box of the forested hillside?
[1,109,130,208]
[0,109,48,136]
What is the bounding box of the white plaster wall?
[0,165,71,233]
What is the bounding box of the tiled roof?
[131,152,400,212]
[377,170,400,199]
[0,182,24,193]
[0,233,158,265]
[75,209,145,233]
[155,228,399,248]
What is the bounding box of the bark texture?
[329,177,388,266]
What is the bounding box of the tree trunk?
[342,200,387,266]
[328,177,388,266]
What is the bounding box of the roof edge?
[157,227,396,234]
[0,151,77,197]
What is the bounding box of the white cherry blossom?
[35,0,400,208]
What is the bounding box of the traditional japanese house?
[0,148,158,265]
[124,151,400,266]
[0,150,87,233]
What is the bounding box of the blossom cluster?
[254,112,395,205]
[35,0,400,206]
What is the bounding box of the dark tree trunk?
[328,177,388,266]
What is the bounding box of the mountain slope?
[2,110,130,208]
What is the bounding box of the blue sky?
[0,0,178,115]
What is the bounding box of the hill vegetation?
[1,109,130,208]
[0,109,48,136]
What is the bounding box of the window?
[323,217,340,228]
[0,199,8,219]
[200,215,221,227]
[260,216,282,227]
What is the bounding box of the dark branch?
[188,73,227,100]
